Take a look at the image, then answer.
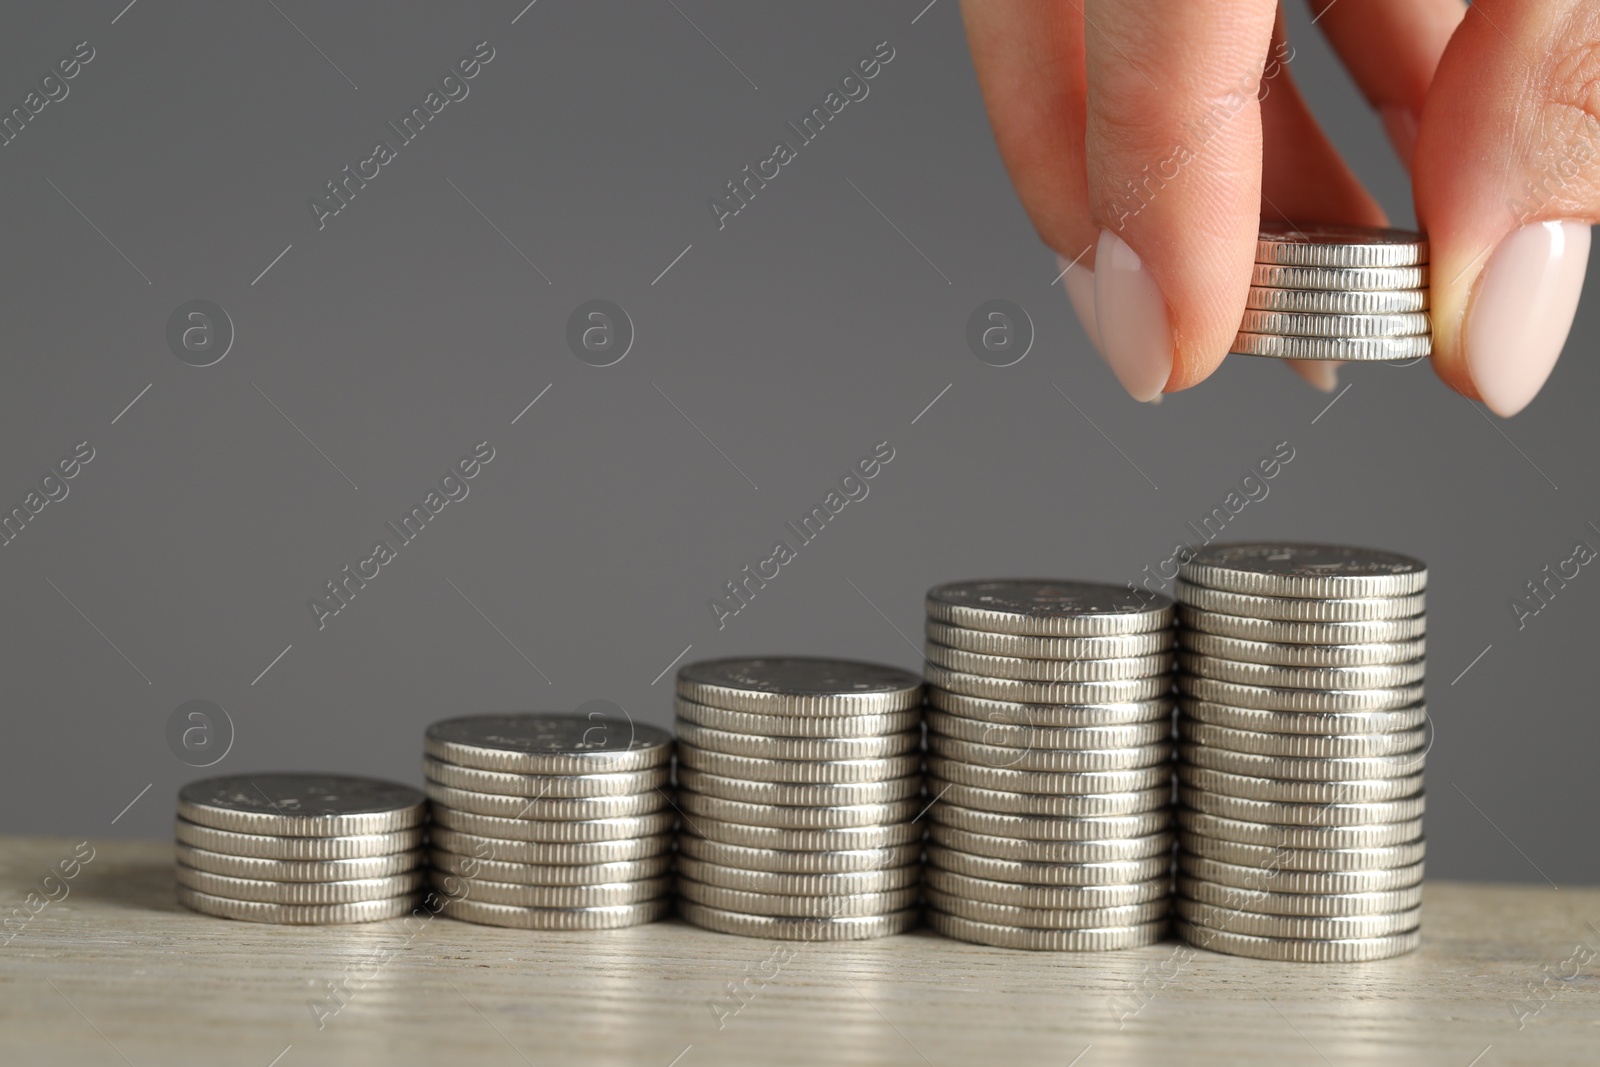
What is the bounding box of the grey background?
[0,1,1592,886]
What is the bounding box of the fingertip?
[1093,229,1173,402]
[1288,359,1340,393]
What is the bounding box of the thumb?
[1415,0,1597,417]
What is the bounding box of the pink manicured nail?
[1464,220,1590,417]
[1288,359,1340,393]
[1092,230,1173,402]
[1379,105,1417,171]
[1059,253,1101,354]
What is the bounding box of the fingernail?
[1289,359,1339,393]
[1379,105,1417,170]
[1059,253,1102,354]
[1465,220,1590,417]
[1093,230,1173,402]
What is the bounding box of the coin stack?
[920,580,1177,951]
[174,774,427,924]
[1173,543,1427,962]
[424,714,675,930]
[672,657,925,940]
[1235,223,1431,363]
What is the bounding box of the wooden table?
[2,837,1596,1065]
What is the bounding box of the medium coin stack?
[1173,543,1427,962]
[424,714,675,930]
[1234,223,1431,363]
[920,580,1177,951]
[673,657,925,940]
[175,774,427,924]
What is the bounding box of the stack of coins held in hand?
[1235,224,1431,363]
[920,580,1177,951]
[175,774,427,924]
[424,714,675,930]
[673,657,925,941]
[1173,544,1427,962]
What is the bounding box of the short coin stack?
[673,657,924,940]
[920,580,1177,951]
[424,714,675,930]
[175,774,427,924]
[1234,223,1431,363]
[1173,543,1427,962]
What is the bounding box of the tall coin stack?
[424,714,675,930]
[673,658,925,940]
[920,581,1177,951]
[1173,544,1428,962]
[1234,223,1431,363]
[175,774,427,924]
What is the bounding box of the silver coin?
[1251,262,1429,290]
[676,743,920,784]
[924,869,1171,909]
[441,896,670,930]
[928,736,1171,773]
[928,779,1170,818]
[1176,919,1419,961]
[428,849,672,886]
[675,833,920,874]
[925,621,1174,659]
[430,805,675,843]
[926,889,1169,931]
[1177,810,1423,849]
[174,819,424,860]
[1175,581,1424,622]
[674,699,920,739]
[1179,606,1426,645]
[1179,853,1424,894]
[930,803,1171,841]
[1178,741,1425,782]
[673,721,920,761]
[435,873,670,908]
[1177,875,1422,916]
[675,856,920,895]
[425,714,672,775]
[173,843,425,883]
[925,580,1173,636]
[1245,286,1428,314]
[930,825,1173,864]
[1177,786,1425,827]
[427,827,672,865]
[928,910,1168,951]
[424,756,670,798]
[926,665,1171,705]
[1178,719,1425,757]
[1231,332,1433,361]
[1179,652,1425,691]
[1176,764,1424,804]
[1256,223,1427,267]
[677,900,919,941]
[678,791,923,830]
[1178,676,1424,713]
[175,865,424,905]
[927,756,1170,796]
[676,767,922,807]
[1181,630,1425,667]
[929,689,1174,727]
[1180,832,1424,871]
[676,657,923,716]
[1237,309,1429,338]
[682,818,921,852]
[177,774,425,837]
[926,844,1170,886]
[924,642,1173,682]
[1179,697,1427,736]
[927,710,1169,751]
[177,885,423,925]
[1181,544,1428,600]
[423,781,668,820]
[676,877,919,918]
